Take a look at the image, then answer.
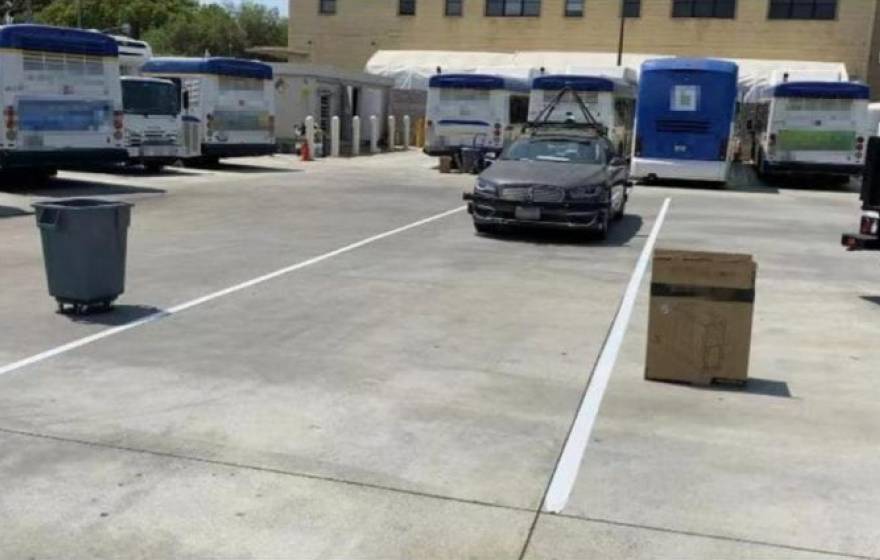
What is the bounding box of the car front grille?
[531,185,565,203]
[499,185,566,203]
[500,186,530,201]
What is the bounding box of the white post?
[387,115,396,151]
[304,115,315,160]
[330,116,340,157]
[403,115,411,150]
[352,116,361,157]
[370,115,379,154]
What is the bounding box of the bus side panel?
[636,70,737,162]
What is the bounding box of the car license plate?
[515,206,541,220]
[142,145,173,158]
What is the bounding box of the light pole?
[616,0,628,67]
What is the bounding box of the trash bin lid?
[32,198,132,211]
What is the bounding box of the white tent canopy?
[366,50,850,93]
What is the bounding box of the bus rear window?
[218,76,264,92]
[785,97,853,112]
[436,88,491,118]
[18,99,112,131]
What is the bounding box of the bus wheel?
[145,163,164,174]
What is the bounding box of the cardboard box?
[645,250,757,386]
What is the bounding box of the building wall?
[290,0,880,87]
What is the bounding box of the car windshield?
[502,137,604,164]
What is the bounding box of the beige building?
[289,0,880,94]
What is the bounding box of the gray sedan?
[463,133,629,238]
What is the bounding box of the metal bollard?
[403,115,411,150]
[370,115,379,154]
[304,116,315,161]
[352,116,361,157]
[387,115,396,151]
[330,116,340,157]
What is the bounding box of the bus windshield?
[122,80,180,116]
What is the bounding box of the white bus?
[141,57,276,164]
[744,81,871,179]
[112,35,152,76]
[529,74,636,156]
[424,73,530,157]
[120,77,181,172]
[0,24,127,176]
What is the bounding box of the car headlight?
[475,178,497,197]
[568,185,603,200]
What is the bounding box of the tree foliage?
[36,0,198,37]
[28,0,286,57]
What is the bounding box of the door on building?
[319,90,333,157]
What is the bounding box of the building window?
[622,0,641,17]
[672,0,736,18]
[486,0,541,17]
[565,0,584,17]
[399,0,416,15]
[768,0,836,20]
[319,0,336,15]
[446,0,463,16]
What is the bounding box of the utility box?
[645,250,757,386]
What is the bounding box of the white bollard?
[352,116,361,157]
[330,116,340,157]
[387,115,396,151]
[403,115,411,150]
[370,115,379,154]
[304,115,315,160]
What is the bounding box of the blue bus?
[631,58,739,183]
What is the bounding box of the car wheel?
[595,209,610,240]
[612,186,627,221]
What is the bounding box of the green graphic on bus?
[777,129,855,152]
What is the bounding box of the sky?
[202,0,289,17]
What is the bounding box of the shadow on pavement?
[65,304,165,327]
[2,177,166,198]
[474,213,645,247]
[0,205,31,218]
[188,161,302,174]
[687,377,793,399]
[859,295,880,306]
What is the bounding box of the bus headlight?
[475,178,497,197]
[568,185,602,200]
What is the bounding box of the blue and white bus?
[631,58,739,183]
[0,24,127,175]
[141,57,276,163]
[424,74,531,157]
[743,81,871,179]
[529,74,636,156]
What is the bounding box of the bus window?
[509,95,530,124]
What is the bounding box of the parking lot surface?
[1,153,878,559]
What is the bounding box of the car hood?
[480,160,607,188]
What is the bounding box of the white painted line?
[542,197,671,514]
[0,206,467,377]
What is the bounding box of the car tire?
[595,209,610,240]
[613,187,627,221]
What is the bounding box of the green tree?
[143,4,247,57]
[234,1,286,48]
[36,0,197,38]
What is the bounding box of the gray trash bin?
[32,199,132,314]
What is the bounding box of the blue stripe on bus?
[142,57,273,80]
[437,119,491,126]
[0,24,118,57]
[773,81,870,100]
